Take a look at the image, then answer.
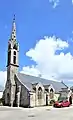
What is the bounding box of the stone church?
[3,16,68,107]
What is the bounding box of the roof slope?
[16,73,68,93]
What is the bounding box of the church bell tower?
[7,15,19,106]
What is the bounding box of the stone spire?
[10,14,16,42]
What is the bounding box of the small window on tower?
[8,51,11,65]
[14,51,16,55]
[13,56,16,64]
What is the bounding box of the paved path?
[0,106,73,120]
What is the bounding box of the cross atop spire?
[10,14,16,42]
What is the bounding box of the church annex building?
[3,16,68,108]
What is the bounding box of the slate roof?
[16,73,68,93]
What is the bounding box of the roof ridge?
[18,72,60,83]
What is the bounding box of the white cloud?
[0,71,7,87]
[72,0,73,5]
[20,65,41,77]
[21,36,73,82]
[49,0,59,8]
[1,36,73,87]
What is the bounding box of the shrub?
[50,99,55,105]
[58,96,68,101]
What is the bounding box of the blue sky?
[0,0,73,86]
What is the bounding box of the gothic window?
[38,87,42,99]
[13,56,16,64]
[50,88,53,92]
[13,50,16,64]
[14,51,16,55]
[8,51,11,65]
[49,88,54,99]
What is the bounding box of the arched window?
[50,88,53,92]
[49,88,54,99]
[13,56,16,64]
[14,51,16,55]
[38,87,42,99]
[13,50,16,64]
[7,51,11,65]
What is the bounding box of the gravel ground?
[0,106,73,120]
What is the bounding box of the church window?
[38,87,42,99]
[50,88,53,92]
[14,51,16,55]
[49,88,54,99]
[13,56,16,64]
[8,51,11,65]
